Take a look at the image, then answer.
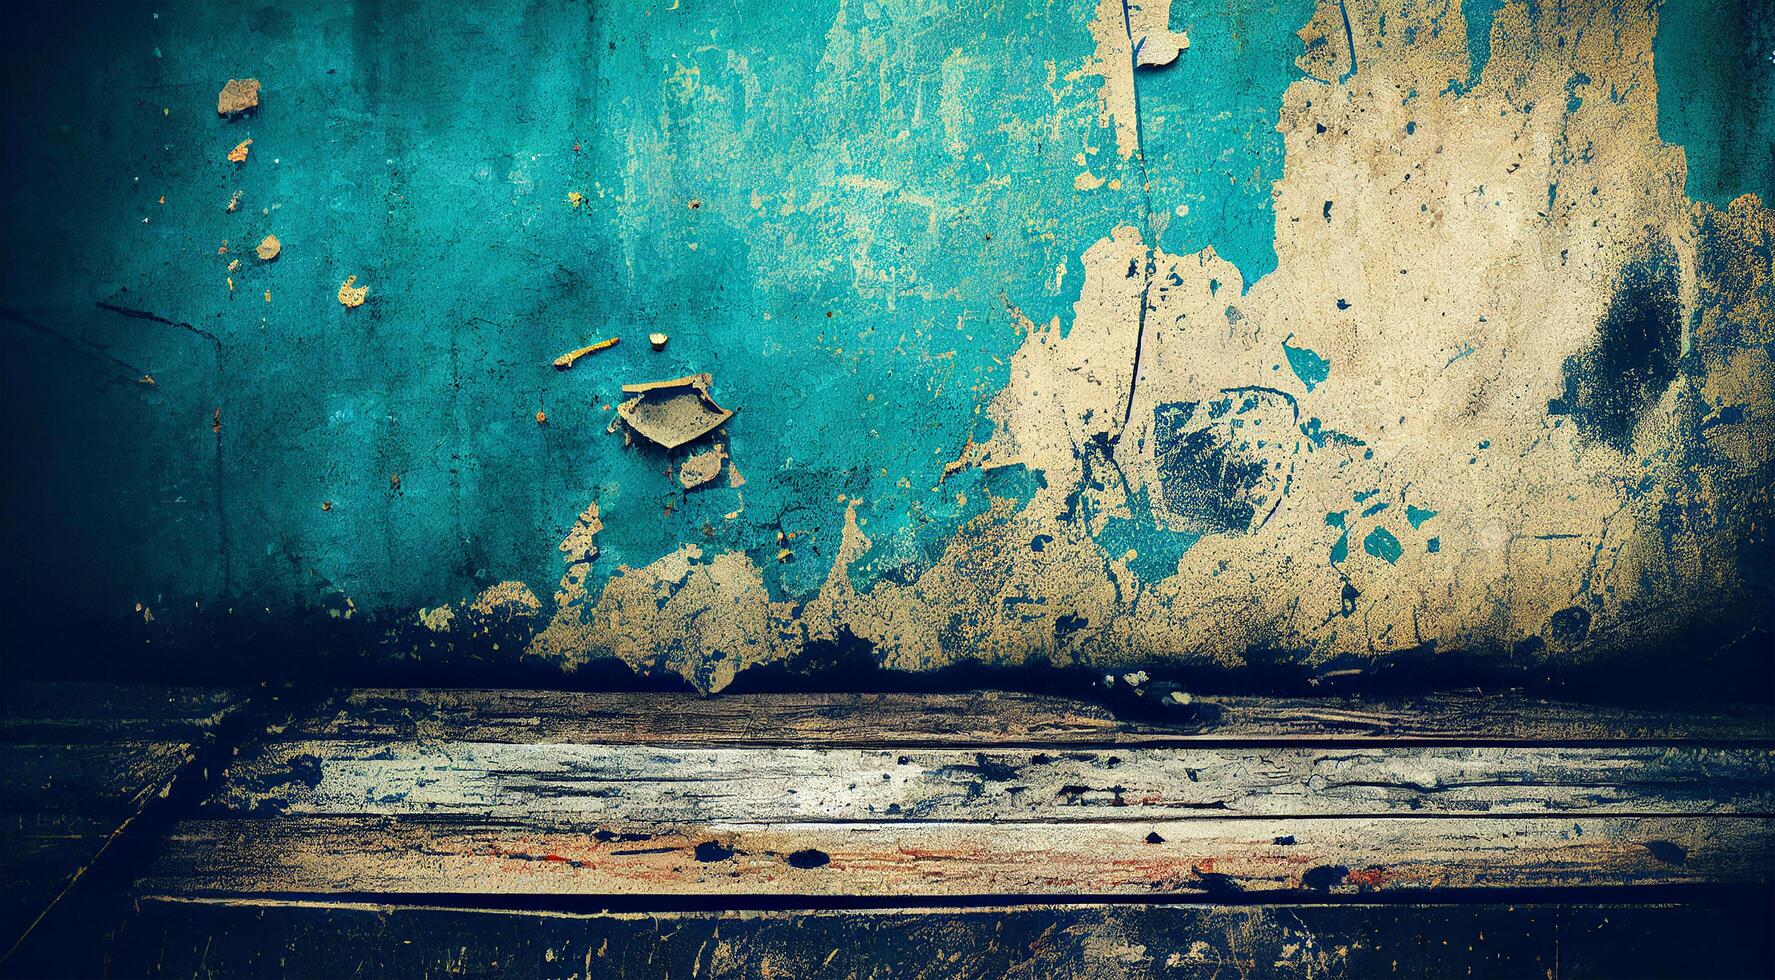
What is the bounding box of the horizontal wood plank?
[0,684,242,744]
[142,815,1775,898]
[0,742,196,814]
[0,685,247,959]
[297,689,1775,746]
[88,896,1775,980]
[211,740,1775,821]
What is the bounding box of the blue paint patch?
[1360,501,1390,518]
[1656,0,1775,208]
[847,463,1041,594]
[1300,418,1366,449]
[1701,404,1747,430]
[1325,510,1347,528]
[1150,389,1299,536]
[1363,526,1403,564]
[1426,537,1441,553]
[1135,0,1317,284]
[1330,529,1350,565]
[1564,71,1591,113]
[1282,335,1332,392]
[1405,505,1438,529]
[1098,486,1202,583]
[1443,0,1506,95]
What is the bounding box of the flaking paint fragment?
[216,78,260,117]
[471,581,541,618]
[1128,0,1190,68]
[553,337,618,370]
[679,446,726,489]
[1083,0,1141,159]
[337,276,367,308]
[614,374,734,450]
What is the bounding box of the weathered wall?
[1,0,1769,690]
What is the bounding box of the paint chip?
[553,337,619,370]
[1129,0,1190,67]
[649,332,669,350]
[227,138,252,164]
[255,234,280,260]
[217,78,260,117]
[678,445,725,489]
[614,373,734,450]
[338,276,368,308]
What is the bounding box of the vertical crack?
[1116,0,1158,439]
[94,301,231,597]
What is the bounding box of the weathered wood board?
[215,741,1775,820]
[142,690,1775,902]
[146,814,1775,898]
[0,685,244,960]
[292,689,1775,745]
[104,896,1775,980]
[4,686,1770,977]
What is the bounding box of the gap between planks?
[293,689,1775,746]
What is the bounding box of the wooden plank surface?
[295,689,1775,745]
[95,896,1775,980]
[0,685,246,961]
[140,689,1775,905]
[143,815,1774,898]
[212,741,1775,820]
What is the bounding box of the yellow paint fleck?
[567,191,584,207]
[255,234,281,260]
[338,275,368,308]
[227,138,252,164]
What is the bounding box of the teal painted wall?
[1,0,1770,690]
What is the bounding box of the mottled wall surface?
[1,0,1769,690]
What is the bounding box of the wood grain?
[211,740,1775,821]
[294,689,1775,745]
[0,685,246,959]
[142,815,1774,897]
[96,896,1775,980]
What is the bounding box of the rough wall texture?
[1,0,1769,690]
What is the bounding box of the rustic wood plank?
[84,896,1773,980]
[142,815,1774,898]
[0,742,196,814]
[297,689,1775,745]
[0,684,241,743]
[0,685,247,961]
[212,741,1775,821]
